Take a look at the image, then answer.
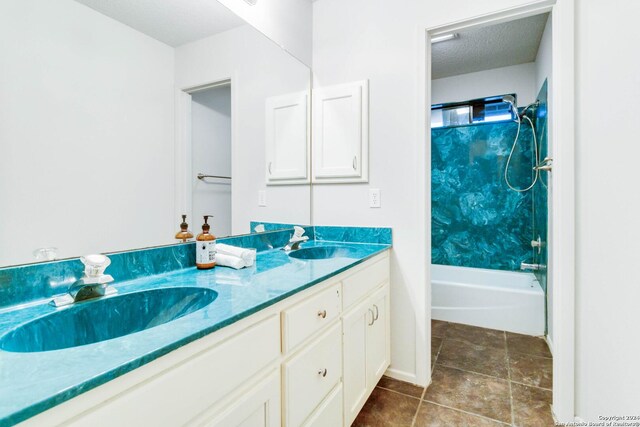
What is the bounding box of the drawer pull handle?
[373,304,379,321]
[317,309,327,319]
[318,368,328,377]
[368,308,375,326]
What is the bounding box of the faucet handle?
[80,254,111,277]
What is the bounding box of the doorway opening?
[423,1,575,423]
[185,81,232,237]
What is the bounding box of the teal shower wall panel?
[431,121,536,271]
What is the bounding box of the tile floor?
[353,320,554,426]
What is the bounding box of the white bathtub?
[431,264,545,335]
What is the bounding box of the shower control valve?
[521,262,546,271]
[531,236,544,254]
[533,157,553,172]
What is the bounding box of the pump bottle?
[196,215,216,269]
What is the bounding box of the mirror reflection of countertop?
[0,240,390,427]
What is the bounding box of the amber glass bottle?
[196,215,216,269]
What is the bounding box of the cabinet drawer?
[284,322,342,427]
[66,315,280,427]
[282,282,341,353]
[342,257,389,309]
[303,384,343,427]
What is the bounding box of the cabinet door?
[312,80,368,183]
[197,370,281,427]
[366,284,391,387]
[342,298,372,426]
[265,91,310,185]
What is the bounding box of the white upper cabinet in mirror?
[265,92,310,185]
[0,0,311,267]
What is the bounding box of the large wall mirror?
[0,0,311,267]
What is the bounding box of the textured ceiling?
[73,0,246,47]
[432,13,549,80]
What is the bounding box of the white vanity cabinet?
[342,278,390,425]
[19,251,390,427]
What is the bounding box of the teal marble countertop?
[0,240,390,426]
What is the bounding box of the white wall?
[432,62,537,106]
[217,0,312,67]
[175,25,311,235]
[574,0,640,419]
[535,15,552,94]
[0,0,175,266]
[191,86,232,237]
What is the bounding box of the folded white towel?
[215,253,246,270]
[216,244,256,266]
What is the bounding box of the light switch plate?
[369,188,381,208]
[258,190,267,207]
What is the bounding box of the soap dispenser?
[175,215,194,242]
[196,215,216,269]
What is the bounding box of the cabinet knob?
[268,162,273,175]
[317,309,327,319]
[373,304,379,321]
[352,156,357,170]
[368,308,375,326]
[317,368,328,377]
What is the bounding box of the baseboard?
[384,368,420,386]
[545,334,554,356]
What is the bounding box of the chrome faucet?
[284,238,307,252]
[283,226,309,252]
[50,254,117,307]
[70,278,114,300]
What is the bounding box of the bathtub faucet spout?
[520,262,545,271]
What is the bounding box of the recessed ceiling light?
[431,33,459,44]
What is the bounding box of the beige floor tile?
[509,353,553,389]
[378,376,424,398]
[432,320,449,338]
[507,332,552,358]
[424,365,512,424]
[445,323,506,348]
[511,383,555,426]
[437,337,509,379]
[352,387,420,427]
[414,401,506,426]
